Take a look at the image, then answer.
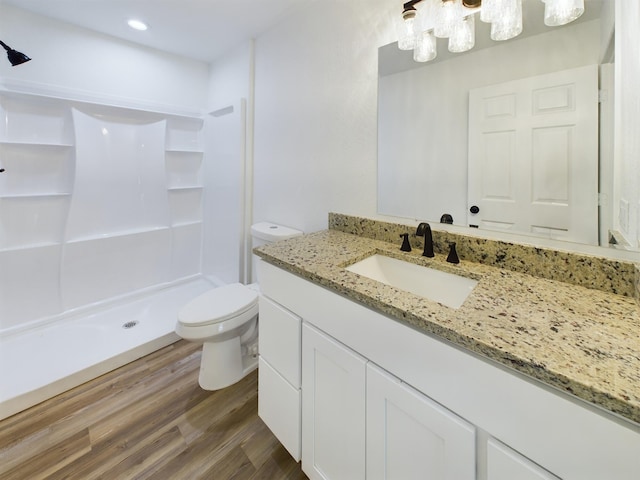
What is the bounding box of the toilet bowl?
[176,283,259,390]
[176,222,303,391]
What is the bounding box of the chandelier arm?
[403,0,422,13]
[404,0,482,14]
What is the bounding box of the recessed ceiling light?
[127,19,148,31]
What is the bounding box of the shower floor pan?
[0,277,214,421]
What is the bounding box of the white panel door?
[468,65,599,244]
[366,363,475,480]
[302,323,366,480]
[487,437,562,480]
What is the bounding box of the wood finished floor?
[0,340,307,480]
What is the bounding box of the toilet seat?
[178,283,258,327]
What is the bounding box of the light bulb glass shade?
[542,0,584,26]
[414,30,438,62]
[434,0,458,38]
[490,0,522,41]
[448,13,475,53]
[480,0,500,23]
[415,0,437,33]
[398,9,417,50]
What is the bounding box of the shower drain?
[122,320,139,329]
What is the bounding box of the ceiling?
[1,0,315,63]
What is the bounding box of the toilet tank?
[250,222,303,282]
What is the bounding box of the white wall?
[207,42,253,111]
[203,42,254,283]
[253,0,397,234]
[0,4,209,113]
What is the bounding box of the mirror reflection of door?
[467,64,599,245]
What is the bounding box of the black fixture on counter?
[446,242,460,264]
[0,40,31,66]
[399,233,412,252]
[415,222,434,257]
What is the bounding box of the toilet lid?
[178,283,258,327]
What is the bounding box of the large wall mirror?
[378,0,640,256]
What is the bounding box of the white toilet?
[176,222,303,390]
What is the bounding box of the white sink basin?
[345,254,478,309]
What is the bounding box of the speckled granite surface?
[255,229,640,426]
[329,213,639,299]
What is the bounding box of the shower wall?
[0,91,204,334]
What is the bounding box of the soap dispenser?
[399,233,412,252]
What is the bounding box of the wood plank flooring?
[0,340,307,480]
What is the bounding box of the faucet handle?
[399,233,412,252]
[446,242,460,264]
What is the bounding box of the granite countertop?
[255,229,640,426]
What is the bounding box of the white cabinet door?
[487,437,561,480]
[366,364,476,480]
[302,323,367,480]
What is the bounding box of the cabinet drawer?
[258,357,301,461]
[259,295,301,387]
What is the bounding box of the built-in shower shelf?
[165,150,203,189]
[165,148,203,154]
[171,220,203,228]
[167,186,202,191]
[0,241,63,253]
[0,142,75,197]
[0,141,74,147]
[0,94,74,146]
[165,116,203,153]
[0,192,71,199]
[65,226,172,244]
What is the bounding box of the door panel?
[366,364,475,480]
[468,65,599,244]
[301,323,366,480]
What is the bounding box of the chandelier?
[398,0,585,62]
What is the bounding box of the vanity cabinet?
[302,323,367,480]
[366,363,475,480]
[257,259,640,480]
[301,321,474,480]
